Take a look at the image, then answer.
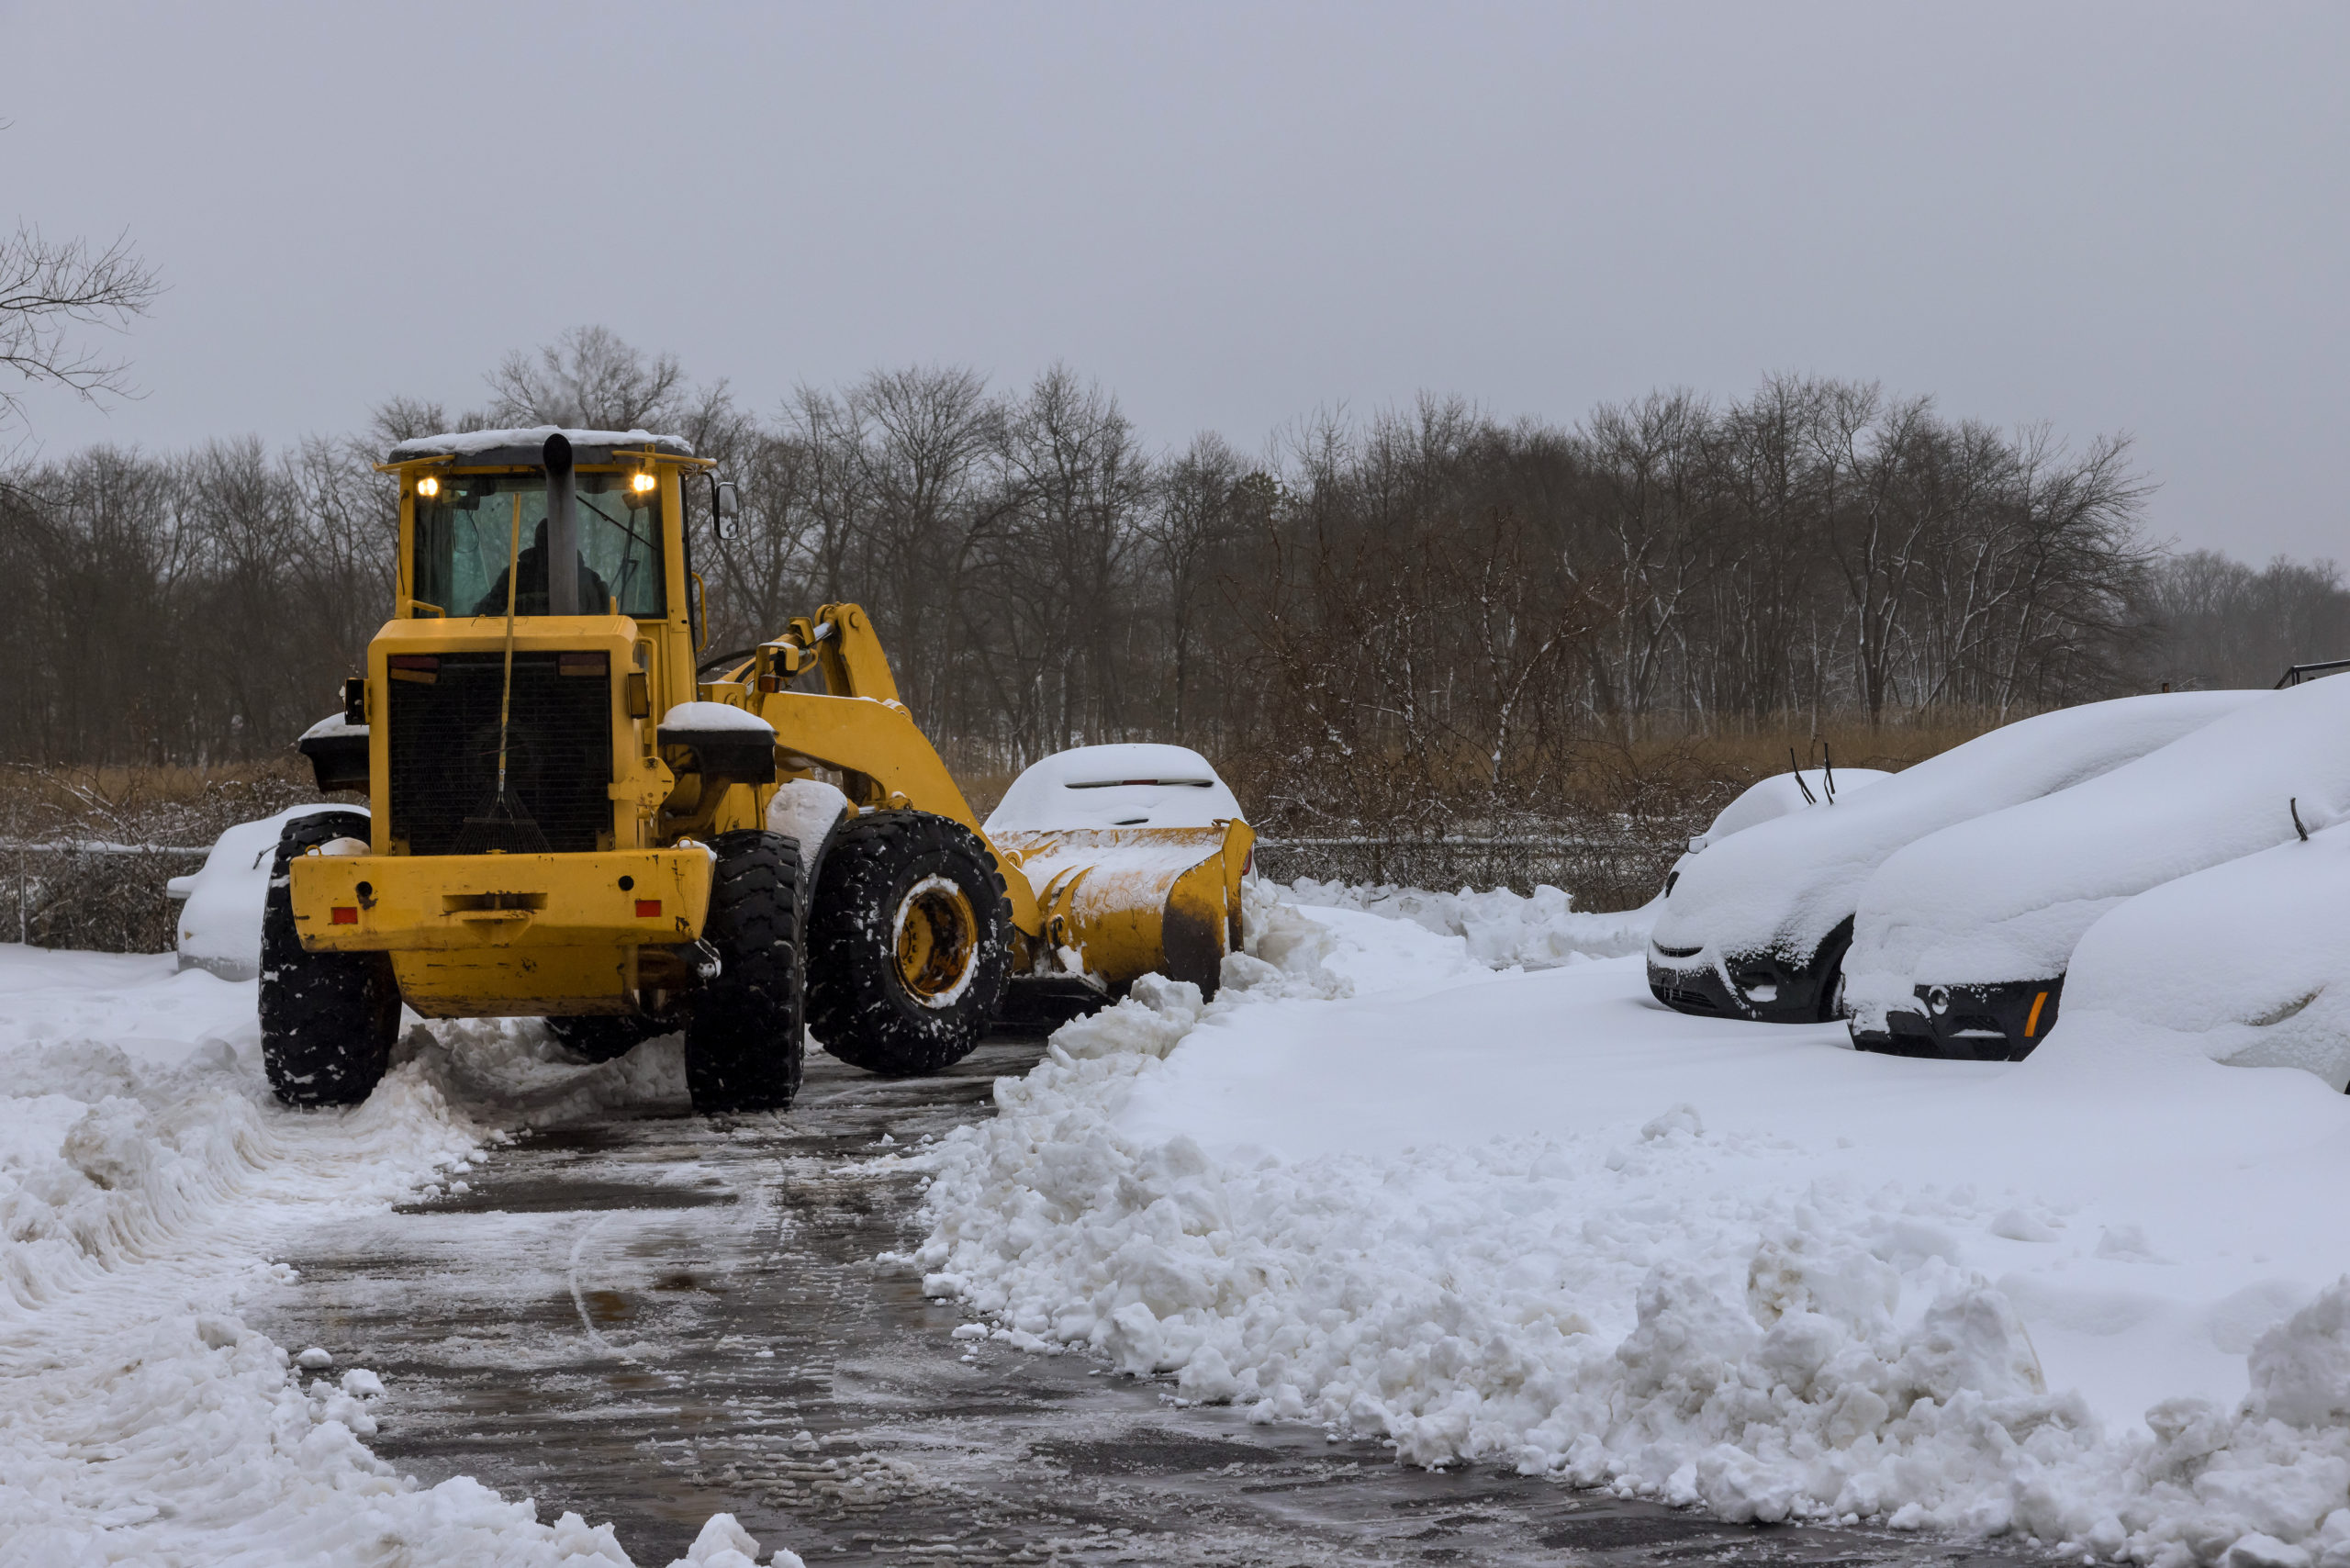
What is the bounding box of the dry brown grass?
[1,759,325,953]
[0,758,319,834]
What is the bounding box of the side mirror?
[711,477,741,540]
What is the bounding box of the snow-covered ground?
[0,946,799,1568]
[916,883,2350,1566]
[19,855,2350,1567]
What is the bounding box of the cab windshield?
[411,470,666,618]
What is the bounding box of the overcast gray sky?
[6,2,2344,561]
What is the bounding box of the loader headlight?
[630,471,656,495]
[1926,986,1951,1016]
[416,476,440,498]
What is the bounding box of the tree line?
[2,328,2338,839]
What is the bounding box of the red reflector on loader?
[330,906,359,924]
[635,899,662,918]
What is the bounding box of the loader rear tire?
[684,830,806,1114]
[260,811,400,1108]
[807,812,1011,1078]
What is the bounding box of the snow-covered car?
[1843,670,2350,1059]
[167,804,364,980]
[1646,689,2263,1024]
[985,741,1246,835]
[2042,819,2350,1090]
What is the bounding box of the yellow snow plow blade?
[996,819,1254,996]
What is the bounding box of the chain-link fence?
[1251,834,1679,908]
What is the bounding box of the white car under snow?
[1843,669,2350,1059]
[2046,817,2350,1091]
[167,803,365,980]
[1646,689,2263,1024]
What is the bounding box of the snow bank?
[915,902,2350,1564]
[0,947,790,1566]
[1651,691,2262,966]
[1283,878,1655,967]
[1845,673,2350,1031]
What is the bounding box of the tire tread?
[807,812,1011,1077]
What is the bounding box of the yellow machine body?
[285,439,1248,1021]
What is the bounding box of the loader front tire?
[808,812,1011,1077]
[261,810,400,1107]
[684,829,806,1114]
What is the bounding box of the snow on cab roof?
[385,426,696,465]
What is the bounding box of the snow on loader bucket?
[985,744,1253,1003]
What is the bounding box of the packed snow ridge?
[913,883,2350,1568]
[0,948,801,1568]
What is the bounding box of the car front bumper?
[1646,918,1852,1024]
[1849,977,2064,1060]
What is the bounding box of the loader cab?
[410,469,667,620]
[383,429,709,689]
[359,429,718,861]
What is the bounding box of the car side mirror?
[711,478,741,540]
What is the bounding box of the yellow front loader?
[265,428,1249,1112]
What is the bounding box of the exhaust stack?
[543,432,578,615]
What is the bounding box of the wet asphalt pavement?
[251,1031,2047,1568]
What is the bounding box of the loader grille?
[386,652,613,855]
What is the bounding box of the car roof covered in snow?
[1698,767,1891,847]
[384,426,696,466]
[1649,689,2266,962]
[1841,670,2350,1020]
[2050,817,2350,1089]
[985,744,1243,834]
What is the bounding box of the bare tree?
[482,325,686,431]
[1142,433,1245,739]
[0,224,162,431]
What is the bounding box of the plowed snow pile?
[1283,877,1656,967]
[0,946,800,1568]
[916,886,2350,1566]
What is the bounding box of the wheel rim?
[892,875,978,1007]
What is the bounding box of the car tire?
[807,812,1011,1078]
[683,829,806,1113]
[260,811,401,1107]
[1812,915,1856,1023]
